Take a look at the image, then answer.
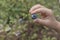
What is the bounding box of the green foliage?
[0,0,59,40]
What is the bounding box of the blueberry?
[19,18,24,23]
[31,14,37,19]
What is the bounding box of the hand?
[29,4,58,29]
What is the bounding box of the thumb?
[34,18,47,25]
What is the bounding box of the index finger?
[29,4,44,13]
[31,8,53,17]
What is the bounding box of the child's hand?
[29,4,58,29]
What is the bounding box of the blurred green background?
[0,0,60,40]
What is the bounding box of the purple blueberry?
[32,14,37,19]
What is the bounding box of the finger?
[33,18,48,25]
[29,4,44,13]
[31,8,53,16]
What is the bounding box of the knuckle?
[49,9,53,13]
[49,9,52,11]
[46,8,53,13]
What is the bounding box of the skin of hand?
[29,4,60,33]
